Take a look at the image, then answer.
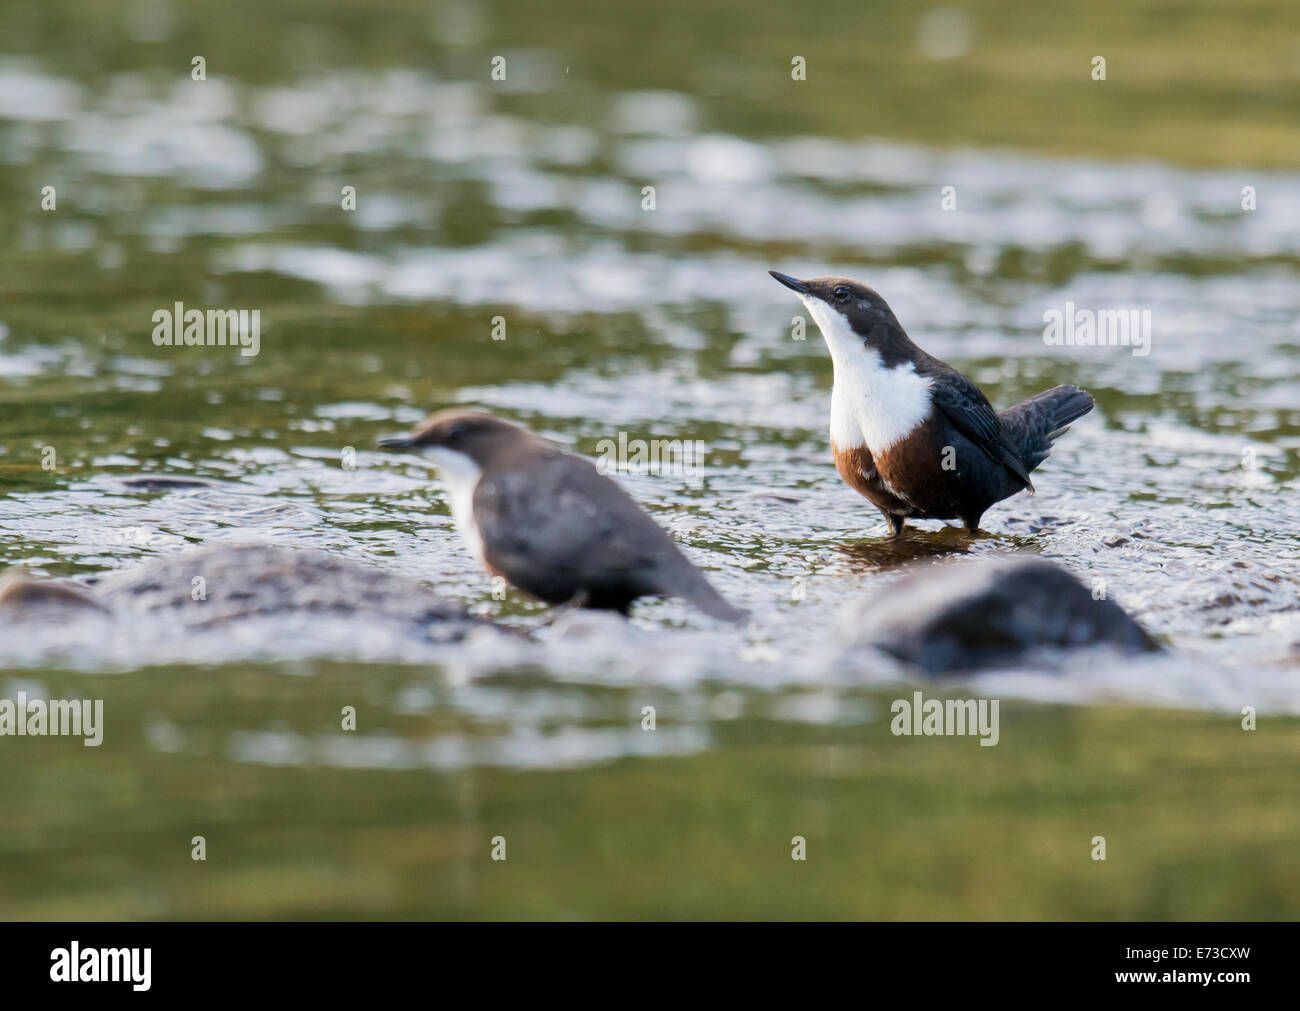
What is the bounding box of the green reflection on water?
[3,664,1298,919]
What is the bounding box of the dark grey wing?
[928,369,1035,491]
[472,451,688,601]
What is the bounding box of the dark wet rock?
[90,543,497,643]
[0,544,505,651]
[840,555,1159,675]
[120,476,215,492]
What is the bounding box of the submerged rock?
[119,476,216,492]
[1,543,502,647]
[839,555,1158,675]
[0,572,106,619]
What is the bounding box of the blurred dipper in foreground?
[770,271,1094,534]
[378,410,746,622]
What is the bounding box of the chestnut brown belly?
[831,415,976,520]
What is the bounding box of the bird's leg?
[880,510,906,537]
[962,513,984,535]
[527,589,591,630]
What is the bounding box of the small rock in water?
[120,476,215,492]
[839,555,1158,675]
[0,544,506,651]
[93,543,498,644]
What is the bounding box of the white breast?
[420,447,485,562]
[803,298,932,453]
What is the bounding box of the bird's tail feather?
[678,574,748,623]
[1045,387,1095,440]
[1000,385,1095,473]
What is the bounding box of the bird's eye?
[445,424,467,443]
[833,286,851,303]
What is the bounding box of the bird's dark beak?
[377,435,414,449]
[768,271,809,294]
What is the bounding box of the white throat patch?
[421,447,485,562]
[801,297,933,454]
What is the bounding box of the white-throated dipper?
[770,271,1094,534]
[378,409,746,622]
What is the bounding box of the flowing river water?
[1,0,1297,918]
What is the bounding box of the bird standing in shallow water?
[770,271,1094,535]
[379,410,746,622]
